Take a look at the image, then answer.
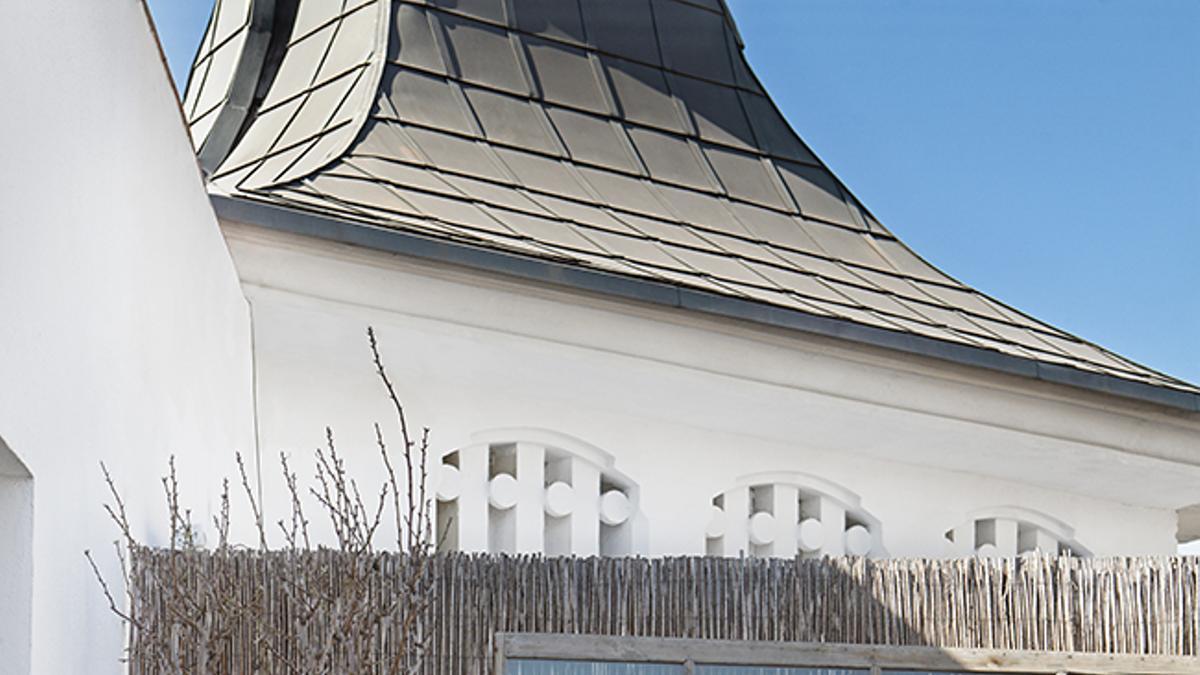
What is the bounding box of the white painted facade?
[224,221,1198,562]
[0,2,253,673]
[1,2,1199,673]
[0,439,33,675]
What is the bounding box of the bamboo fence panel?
[129,551,1200,674]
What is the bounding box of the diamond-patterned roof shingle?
[183,0,1200,406]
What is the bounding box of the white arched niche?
[945,506,1090,558]
[433,428,644,556]
[706,472,884,559]
[0,434,33,675]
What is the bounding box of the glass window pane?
[507,659,686,674]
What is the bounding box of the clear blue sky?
[148,0,1199,386]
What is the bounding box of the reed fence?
[128,550,1200,673]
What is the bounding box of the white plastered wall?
[0,2,254,673]
[0,438,33,675]
[223,222,1199,559]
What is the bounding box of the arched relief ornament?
[945,506,1090,558]
[433,428,644,556]
[706,471,884,559]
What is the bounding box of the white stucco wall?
[0,439,33,675]
[0,2,254,673]
[0,2,1192,672]
[223,222,1200,561]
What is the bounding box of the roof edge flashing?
[195,0,281,175]
[212,0,392,189]
[212,195,1200,415]
[716,0,745,49]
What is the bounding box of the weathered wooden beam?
[497,633,1200,674]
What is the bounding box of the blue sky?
[148,0,1199,386]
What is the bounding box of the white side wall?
[0,2,254,673]
[224,223,1200,560]
[0,439,33,675]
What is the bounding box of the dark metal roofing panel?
[522,37,608,113]
[388,4,447,72]
[579,0,662,65]
[441,15,530,95]
[512,0,586,43]
[547,108,641,173]
[188,0,1200,410]
[604,57,690,134]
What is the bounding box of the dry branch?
[91,327,436,674]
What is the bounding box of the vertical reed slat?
[129,552,1200,673]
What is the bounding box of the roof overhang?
[212,194,1200,415]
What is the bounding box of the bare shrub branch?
[90,327,437,674]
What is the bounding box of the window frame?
[494,633,1196,675]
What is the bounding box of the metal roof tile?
[738,91,818,164]
[378,68,475,134]
[440,13,529,94]
[627,128,716,191]
[189,0,1200,407]
[438,173,554,215]
[668,73,756,150]
[602,56,689,134]
[349,119,427,164]
[775,161,858,227]
[388,4,449,73]
[493,147,593,201]
[652,0,735,84]
[339,157,456,196]
[209,0,251,47]
[579,0,661,66]
[703,144,789,210]
[546,108,640,172]
[512,0,587,44]
[463,87,561,154]
[572,167,672,219]
[425,0,506,25]
[403,125,512,182]
[188,37,244,123]
[521,36,608,113]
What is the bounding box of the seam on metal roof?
[213,194,1200,413]
[241,161,1190,390]
[184,0,1200,405]
[188,0,392,188]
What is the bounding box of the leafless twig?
[90,328,438,674]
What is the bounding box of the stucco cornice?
[212,194,1200,415]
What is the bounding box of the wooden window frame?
[494,633,1197,675]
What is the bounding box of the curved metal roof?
[183,0,1200,411]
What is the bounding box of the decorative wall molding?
[435,428,642,556]
[945,506,1090,557]
[705,471,883,558]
